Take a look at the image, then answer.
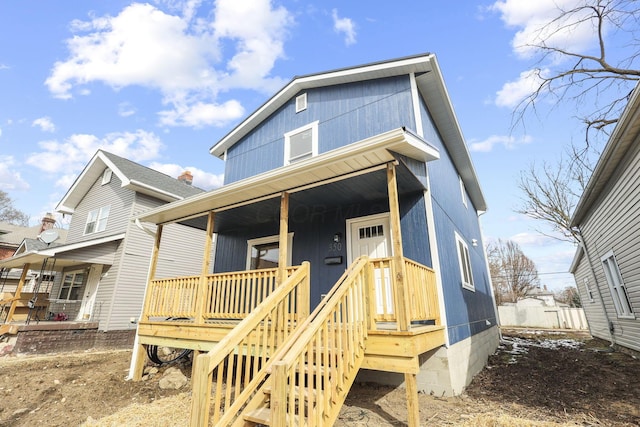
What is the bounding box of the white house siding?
[578,140,640,352]
[65,172,134,244]
[572,253,612,341]
[101,193,209,331]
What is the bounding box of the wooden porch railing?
[369,257,440,328]
[189,262,310,427]
[142,266,299,323]
[268,256,370,426]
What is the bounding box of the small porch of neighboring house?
[0,237,121,349]
[130,129,447,426]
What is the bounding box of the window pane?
[289,129,313,161]
[251,242,280,269]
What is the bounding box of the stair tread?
[244,406,271,424]
[263,384,318,401]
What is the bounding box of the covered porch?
[130,128,445,426]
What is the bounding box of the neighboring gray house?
[569,85,640,353]
[1,150,208,344]
[1,215,68,293]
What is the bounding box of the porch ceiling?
[205,160,426,232]
[137,128,438,228]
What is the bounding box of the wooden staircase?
[240,273,368,427]
[189,257,370,427]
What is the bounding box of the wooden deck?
[132,256,444,427]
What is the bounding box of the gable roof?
[0,221,68,247]
[571,84,640,226]
[56,150,204,214]
[210,53,486,211]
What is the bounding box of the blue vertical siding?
[419,97,496,345]
[224,76,415,184]
[213,190,431,309]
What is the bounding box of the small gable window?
[284,121,318,165]
[295,93,307,113]
[84,206,110,235]
[102,168,112,185]
[455,232,474,291]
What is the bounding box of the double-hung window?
[58,270,85,301]
[455,232,474,291]
[284,121,318,165]
[84,206,110,235]
[601,251,634,318]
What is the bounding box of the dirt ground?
[1,329,639,427]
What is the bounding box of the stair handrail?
[269,256,371,426]
[190,261,310,427]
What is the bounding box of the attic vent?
[295,93,307,113]
[102,168,112,185]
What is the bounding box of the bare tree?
[555,286,582,308]
[513,0,640,241]
[0,190,30,226]
[514,0,640,137]
[486,239,540,304]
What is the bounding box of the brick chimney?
[40,213,56,233]
[178,170,193,185]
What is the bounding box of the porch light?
[333,232,342,243]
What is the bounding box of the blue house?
[131,53,499,426]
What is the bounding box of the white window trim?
[295,93,308,113]
[246,233,294,270]
[459,175,468,209]
[84,205,111,235]
[600,250,635,318]
[455,231,475,291]
[58,269,86,301]
[101,168,112,185]
[284,121,319,165]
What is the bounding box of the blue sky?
[1,0,624,292]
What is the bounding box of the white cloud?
[212,0,293,92]
[45,1,293,128]
[118,102,136,117]
[510,232,554,247]
[0,64,8,70]
[490,0,598,60]
[26,130,164,180]
[0,156,30,191]
[32,116,56,133]
[469,134,532,152]
[332,9,356,46]
[158,99,244,128]
[495,69,545,108]
[148,162,223,190]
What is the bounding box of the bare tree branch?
[0,190,30,226]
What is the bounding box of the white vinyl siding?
[455,232,474,291]
[66,172,134,243]
[284,121,318,165]
[575,139,640,351]
[601,251,634,318]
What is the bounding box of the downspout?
[575,226,615,344]
[134,218,157,238]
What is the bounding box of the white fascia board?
[127,179,184,202]
[142,128,438,225]
[55,153,106,214]
[569,245,584,274]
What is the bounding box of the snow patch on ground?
[499,336,584,364]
